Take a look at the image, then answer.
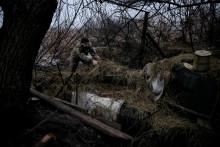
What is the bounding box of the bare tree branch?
[102,0,220,8]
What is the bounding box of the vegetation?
[0,0,220,146]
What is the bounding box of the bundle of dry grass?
[208,57,220,83]
[134,100,218,147]
[32,71,74,101]
[78,60,146,90]
[143,53,193,77]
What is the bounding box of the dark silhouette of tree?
[0,0,57,144]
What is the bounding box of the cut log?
[30,88,133,142]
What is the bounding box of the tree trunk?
[0,0,57,141]
[138,12,149,68]
[130,12,148,69]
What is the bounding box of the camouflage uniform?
[70,43,100,72]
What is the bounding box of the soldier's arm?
[90,48,101,60]
[75,47,92,64]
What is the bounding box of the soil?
[3,100,127,147]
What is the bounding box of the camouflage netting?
[32,53,220,146]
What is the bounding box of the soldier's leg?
[70,58,79,73]
[71,62,78,73]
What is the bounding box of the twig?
[55,72,73,97]
[23,113,57,137]
[56,63,64,85]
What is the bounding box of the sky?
[0,1,144,29]
[0,7,3,28]
[50,0,144,28]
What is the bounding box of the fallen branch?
[164,100,211,119]
[30,88,133,142]
[53,97,88,113]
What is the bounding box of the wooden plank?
[53,97,88,113]
[30,88,133,142]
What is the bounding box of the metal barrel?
[193,50,211,72]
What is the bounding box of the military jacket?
[70,43,100,71]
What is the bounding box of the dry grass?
[32,53,219,146]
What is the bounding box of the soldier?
[70,37,101,72]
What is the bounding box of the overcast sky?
[0,7,3,28]
[0,1,144,29]
[50,0,144,28]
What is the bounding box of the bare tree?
[32,0,220,74]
